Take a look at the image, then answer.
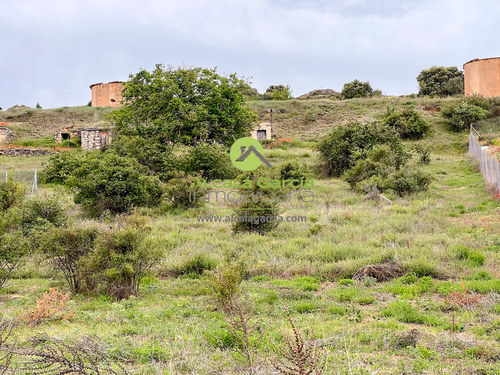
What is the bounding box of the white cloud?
[0,0,499,108]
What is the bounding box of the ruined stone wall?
[80,129,111,150]
[464,58,500,97]
[90,81,124,107]
[0,127,11,143]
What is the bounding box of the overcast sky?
[1,0,498,109]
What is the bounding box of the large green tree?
[109,65,257,146]
[416,66,464,97]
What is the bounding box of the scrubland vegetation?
[1,85,500,373]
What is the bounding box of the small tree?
[109,65,257,146]
[35,226,99,293]
[416,66,464,97]
[84,216,161,300]
[263,85,293,100]
[36,102,42,109]
[341,80,373,99]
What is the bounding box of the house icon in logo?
[230,137,273,171]
[236,145,272,167]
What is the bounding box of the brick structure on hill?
[89,81,124,107]
[464,57,500,97]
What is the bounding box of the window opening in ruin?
[257,130,267,140]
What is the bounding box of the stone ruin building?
[0,127,11,143]
[89,81,124,107]
[464,57,500,97]
[250,123,273,140]
[54,128,112,150]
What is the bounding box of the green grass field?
[1,98,499,374]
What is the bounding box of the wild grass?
[1,98,500,373]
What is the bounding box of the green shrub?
[399,273,417,285]
[183,143,237,181]
[164,172,207,209]
[468,251,486,266]
[21,194,66,233]
[390,167,433,196]
[341,80,373,99]
[205,252,247,310]
[279,162,308,184]
[34,226,99,293]
[109,136,177,182]
[342,145,431,196]
[41,152,83,184]
[0,230,27,289]
[232,200,280,235]
[382,300,440,325]
[66,153,163,216]
[263,85,293,100]
[357,296,376,305]
[382,108,430,139]
[83,216,161,299]
[338,279,354,286]
[317,121,402,177]
[405,261,439,278]
[442,102,488,131]
[177,253,218,275]
[0,178,25,211]
[294,301,316,313]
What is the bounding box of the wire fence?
[0,169,38,195]
[469,124,500,194]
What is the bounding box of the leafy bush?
[382,108,430,139]
[66,153,163,216]
[176,253,218,276]
[183,143,237,181]
[21,194,66,233]
[164,172,207,209]
[34,226,99,293]
[263,85,293,100]
[342,144,431,196]
[206,252,247,310]
[232,200,280,235]
[341,80,373,99]
[390,167,433,196]
[84,216,161,299]
[42,152,83,184]
[317,121,403,177]
[109,135,177,182]
[0,178,25,211]
[442,101,488,131]
[0,229,27,289]
[279,162,308,184]
[416,66,464,97]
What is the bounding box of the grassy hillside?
[1,97,500,374]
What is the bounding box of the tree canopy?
[416,66,464,97]
[109,65,257,146]
[341,80,374,99]
[263,85,293,100]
